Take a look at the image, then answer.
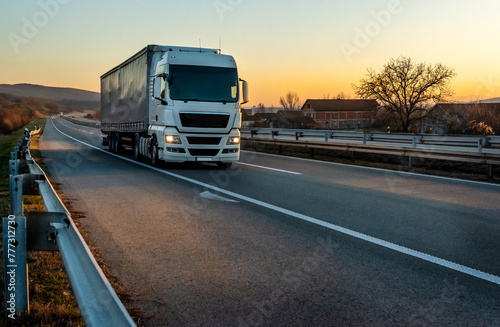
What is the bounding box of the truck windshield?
[168,65,239,103]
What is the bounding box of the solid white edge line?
[50,118,500,286]
[200,191,239,203]
[237,162,302,175]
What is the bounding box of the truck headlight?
[165,135,182,144]
[227,136,240,145]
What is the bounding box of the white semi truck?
[100,44,248,168]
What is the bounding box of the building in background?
[301,99,378,129]
[241,108,315,128]
[422,102,500,134]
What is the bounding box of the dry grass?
[0,107,32,134]
[21,199,84,327]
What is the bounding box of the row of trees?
[274,56,497,135]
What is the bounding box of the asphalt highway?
[39,117,500,326]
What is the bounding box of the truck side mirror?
[153,75,167,104]
[241,79,249,104]
[153,76,162,98]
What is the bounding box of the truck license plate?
[195,157,213,162]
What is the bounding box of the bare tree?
[353,56,456,132]
[280,91,301,110]
[256,102,266,113]
[336,92,348,100]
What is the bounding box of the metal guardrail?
[4,129,135,326]
[60,115,101,128]
[242,128,500,178]
[242,127,500,149]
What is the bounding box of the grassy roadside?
[1,119,84,326]
[0,119,45,218]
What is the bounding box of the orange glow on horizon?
[1,1,500,108]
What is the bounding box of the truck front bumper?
[159,129,240,163]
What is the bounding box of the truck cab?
[101,45,248,168]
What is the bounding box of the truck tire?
[150,137,159,167]
[133,133,141,160]
[113,132,121,153]
[108,133,114,152]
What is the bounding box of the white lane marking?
[200,191,239,203]
[241,150,500,188]
[50,119,500,286]
[237,162,302,175]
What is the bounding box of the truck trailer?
[100,44,248,168]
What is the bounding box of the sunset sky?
[1,0,499,107]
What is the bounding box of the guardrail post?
[478,137,490,152]
[19,146,28,160]
[325,132,333,142]
[3,215,29,320]
[26,212,64,251]
[363,134,373,145]
[295,132,303,140]
[478,140,483,153]
[488,164,493,179]
[412,136,423,148]
[272,131,278,139]
[10,175,23,217]
[9,160,19,176]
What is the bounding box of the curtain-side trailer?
[100,44,248,168]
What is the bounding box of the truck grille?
[187,137,221,145]
[180,113,230,128]
[188,149,220,156]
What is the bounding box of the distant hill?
[0,84,100,134]
[479,97,500,103]
[0,83,99,111]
